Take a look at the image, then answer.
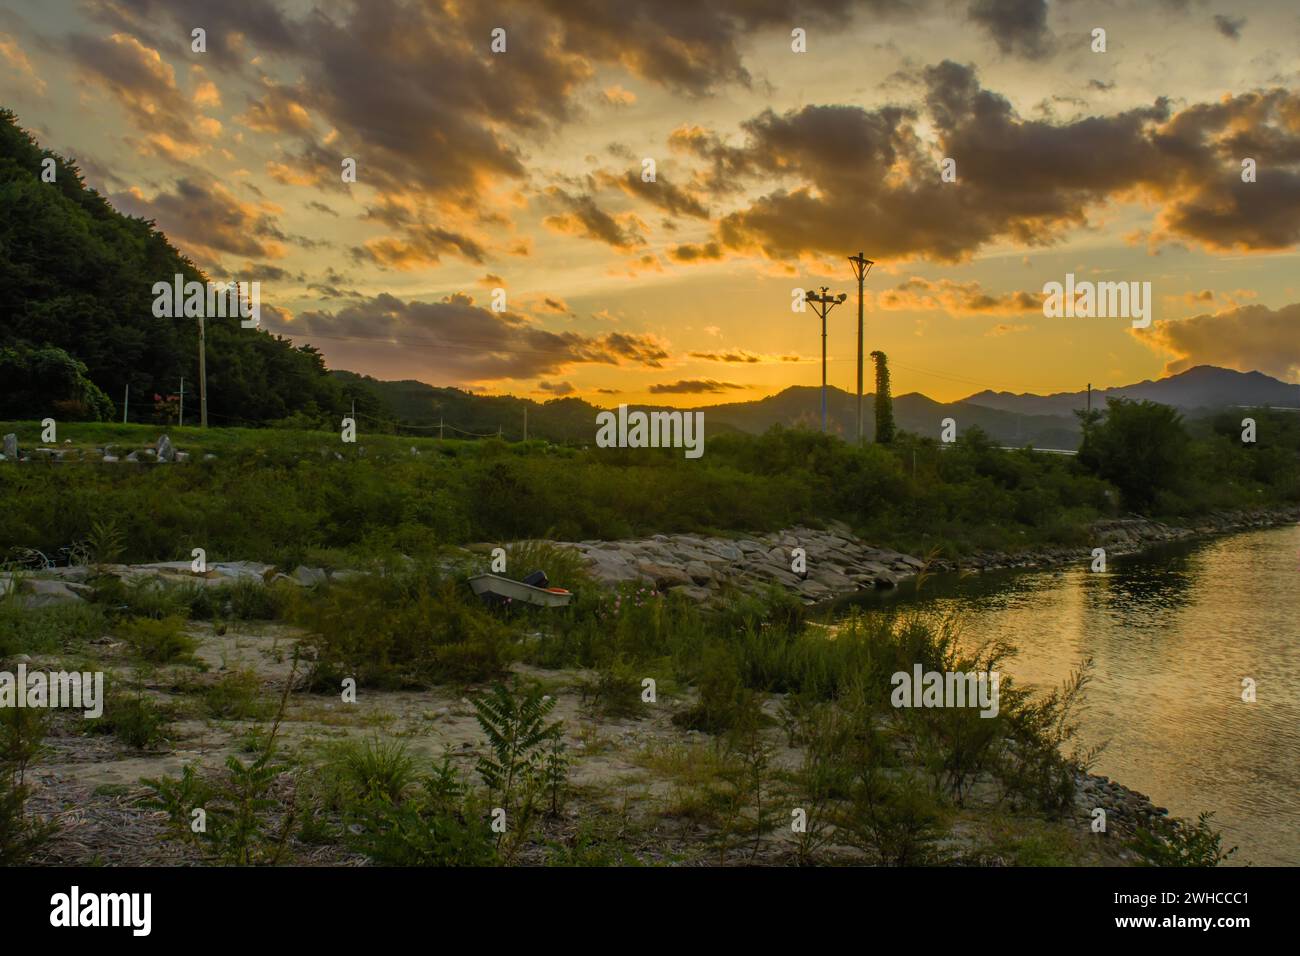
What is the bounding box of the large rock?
[18,578,88,608]
[2,433,17,459]
[683,561,715,585]
[635,561,693,589]
[291,565,328,587]
[156,434,175,462]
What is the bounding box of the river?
[837,522,1300,866]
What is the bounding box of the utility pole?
[123,384,129,424]
[1086,382,1092,412]
[847,252,874,445]
[804,286,848,433]
[179,377,185,426]
[439,416,444,441]
[198,313,208,428]
[523,405,528,442]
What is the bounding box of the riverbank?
[6,505,1295,612]
[547,505,1300,605]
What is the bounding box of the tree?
[870,350,896,444]
[0,343,115,421]
[0,109,378,427]
[1078,398,1189,511]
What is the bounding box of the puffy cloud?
[65,32,213,150]
[111,178,287,264]
[1138,302,1300,381]
[266,293,672,383]
[967,0,1053,60]
[675,61,1300,264]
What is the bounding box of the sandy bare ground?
[18,620,1128,867]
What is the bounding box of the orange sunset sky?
[3,0,1299,405]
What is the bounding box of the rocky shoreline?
[555,505,1300,605]
[4,506,1295,611]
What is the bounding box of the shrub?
[673,642,760,735]
[294,565,513,689]
[203,669,275,720]
[325,738,416,804]
[116,615,201,665]
[343,757,496,866]
[580,656,646,718]
[1130,811,1237,867]
[0,706,57,864]
[144,660,299,865]
[86,688,170,750]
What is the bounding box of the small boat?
[469,572,573,607]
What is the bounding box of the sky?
[3,0,1299,406]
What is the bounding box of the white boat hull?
[469,573,572,607]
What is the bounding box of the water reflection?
[834,524,1300,866]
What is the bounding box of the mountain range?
[340,365,1300,450]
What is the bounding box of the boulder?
[635,561,693,589]
[156,435,175,462]
[18,578,87,608]
[683,561,715,585]
[2,433,16,459]
[291,565,328,587]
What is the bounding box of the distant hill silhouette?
[340,365,1300,449]
[962,366,1300,418]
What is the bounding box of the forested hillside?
[0,110,373,426]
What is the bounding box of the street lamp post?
[847,252,874,445]
[805,287,847,433]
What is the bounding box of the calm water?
[837,523,1300,866]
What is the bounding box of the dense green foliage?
[0,343,115,421]
[1,407,1296,571]
[0,111,377,427]
[1078,399,1300,512]
[871,350,896,444]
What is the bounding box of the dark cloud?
[238,262,302,282]
[350,224,488,269]
[649,379,746,394]
[689,351,761,363]
[537,380,576,395]
[967,0,1053,60]
[543,187,646,249]
[269,293,671,383]
[528,0,871,96]
[678,61,1300,262]
[669,241,723,262]
[598,169,710,220]
[111,178,286,264]
[1213,15,1246,41]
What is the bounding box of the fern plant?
[471,680,563,812]
[84,518,126,565]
